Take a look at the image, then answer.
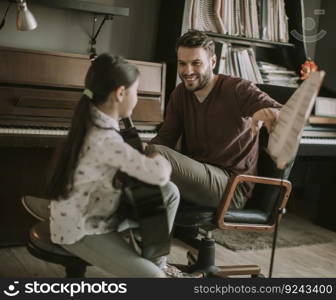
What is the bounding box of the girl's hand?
[143,144,160,158]
[142,142,148,151]
[147,151,160,158]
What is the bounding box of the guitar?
[116,117,170,260]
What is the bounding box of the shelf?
[29,0,129,17]
[309,116,336,125]
[205,32,295,49]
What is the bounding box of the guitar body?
[118,118,170,259]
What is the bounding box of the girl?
[47,54,189,278]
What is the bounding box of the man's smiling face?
[177,46,215,92]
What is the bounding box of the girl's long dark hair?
[47,54,139,200]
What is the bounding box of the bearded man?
[148,30,282,210]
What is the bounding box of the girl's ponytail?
[47,95,90,199]
[47,53,139,199]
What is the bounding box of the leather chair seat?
[176,207,216,227]
[224,209,269,224]
[176,207,269,227]
[29,221,75,257]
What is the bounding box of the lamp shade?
[16,0,37,31]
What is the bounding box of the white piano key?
[300,138,336,145]
[0,127,69,136]
[0,126,154,139]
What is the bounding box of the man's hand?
[251,108,280,136]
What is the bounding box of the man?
[148,30,281,209]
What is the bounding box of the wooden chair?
[173,127,293,277]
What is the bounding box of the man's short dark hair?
[175,30,215,58]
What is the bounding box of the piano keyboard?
[300,137,336,145]
[0,127,68,136]
[138,131,157,141]
[3,125,336,145]
[0,126,157,141]
[301,129,336,145]
[298,128,336,156]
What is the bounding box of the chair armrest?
[216,174,292,230]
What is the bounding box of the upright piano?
[299,123,336,157]
[0,47,166,245]
[294,121,336,231]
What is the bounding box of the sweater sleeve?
[150,89,183,148]
[235,79,282,118]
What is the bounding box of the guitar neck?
[120,117,143,153]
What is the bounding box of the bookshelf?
[154,0,305,104]
[205,32,295,49]
[309,116,336,125]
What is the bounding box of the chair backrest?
[245,84,296,223]
[245,128,293,222]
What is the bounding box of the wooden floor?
[1,237,336,278]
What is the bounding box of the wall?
[0,0,161,61]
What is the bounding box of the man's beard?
[180,65,212,92]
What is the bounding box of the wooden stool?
[27,221,90,277]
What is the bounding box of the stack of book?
[260,0,289,42]
[220,0,260,39]
[215,41,263,83]
[309,96,336,125]
[189,0,289,43]
[215,41,298,86]
[258,61,299,87]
